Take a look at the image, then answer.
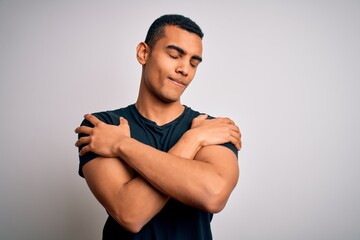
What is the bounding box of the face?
[138,25,203,103]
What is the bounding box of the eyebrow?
[167,45,203,62]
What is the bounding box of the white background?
[1,1,359,239]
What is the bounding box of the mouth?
[169,77,186,87]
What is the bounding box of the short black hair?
[145,14,204,49]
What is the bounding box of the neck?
[135,95,185,126]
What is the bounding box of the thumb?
[197,114,208,120]
[191,114,208,128]
[119,117,129,125]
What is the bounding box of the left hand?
[75,114,130,157]
[190,114,242,150]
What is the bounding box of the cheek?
[144,61,161,79]
[145,54,176,80]
[188,68,197,80]
[151,57,167,72]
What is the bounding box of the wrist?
[114,136,133,158]
[183,129,203,150]
[168,129,202,159]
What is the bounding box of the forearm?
[167,130,201,159]
[111,175,168,232]
[78,114,240,219]
[107,131,205,231]
[117,133,232,212]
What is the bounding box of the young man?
[75,14,242,239]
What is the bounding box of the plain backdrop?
[1,1,359,239]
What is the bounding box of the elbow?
[201,167,239,213]
[201,181,229,213]
[121,221,143,234]
[202,194,227,213]
[110,210,145,233]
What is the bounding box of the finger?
[230,129,241,139]
[119,117,129,125]
[228,124,241,135]
[229,135,241,151]
[229,128,241,149]
[223,117,235,125]
[75,136,91,147]
[79,145,91,156]
[227,124,239,137]
[74,126,93,135]
[194,114,208,121]
[191,114,208,128]
[229,127,241,143]
[84,114,102,126]
[233,129,242,150]
[199,114,208,119]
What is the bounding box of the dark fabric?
[77,104,238,240]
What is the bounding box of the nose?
[175,60,189,77]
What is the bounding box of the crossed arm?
[75,114,241,233]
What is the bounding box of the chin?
[159,95,181,103]
[157,91,184,103]
[161,98,179,103]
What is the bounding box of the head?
[136,15,204,104]
[145,14,204,50]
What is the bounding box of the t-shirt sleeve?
[221,142,238,158]
[77,117,99,178]
[77,112,117,178]
[205,115,239,158]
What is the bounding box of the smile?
[169,77,185,87]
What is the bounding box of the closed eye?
[167,45,184,59]
[169,53,179,59]
[190,59,200,68]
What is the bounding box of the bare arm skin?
[82,158,161,233]
[82,137,200,233]
[116,135,238,213]
[76,114,241,232]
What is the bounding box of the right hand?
[190,114,242,150]
[75,114,131,157]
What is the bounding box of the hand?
[75,114,130,157]
[190,114,242,150]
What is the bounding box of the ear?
[136,42,149,65]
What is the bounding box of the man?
[75,14,241,239]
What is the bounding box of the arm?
[117,135,238,213]
[77,114,241,214]
[82,158,165,233]
[76,115,241,232]
[82,141,197,233]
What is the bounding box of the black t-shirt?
[78,104,238,240]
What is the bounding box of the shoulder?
[183,105,217,120]
[80,104,134,127]
[183,105,204,119]
[184,106,238,157]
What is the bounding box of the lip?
[169,77,186,87]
